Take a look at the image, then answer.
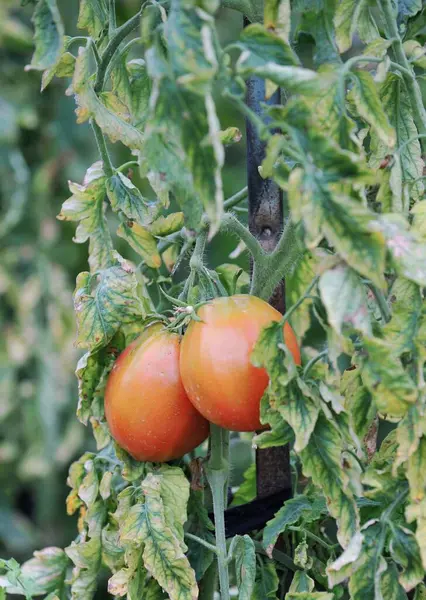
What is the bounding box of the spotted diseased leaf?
[286,252,317,339]
[236,23,298,71]
[77,0,108,38]
[74,266,146,352]
[334,0,363,53]
[372,215,426,287]
[319,263,371,337]
[107,547,145,600]
[145,43,223,234]
[57,162,113,273]
[384,278,422,355]
[26,0,64,71]
[117,222,161,269]
[264,0,291,43]
[19,548,68,596]
[351,70,396,148]
[120,472,197,600]
[65,537,102,600]
[380,563,409,600]
[299,414,359,548]
[232,535,256,600]
[395,398,426,470]
[406,436,426,569]
[359,337,417,418]
[370,73,424,201]
[390,525,423,591]
[340,369,376,443]
[285,592,334,599]
[150,213,184,237]
[263,495,313,556]
[75,340,121,424]
[288,169,386,289]
[106,172,157,224]
[230,463,256,507]
[252,322,319,451]
[71,47,144,151]
[41,47,76,91]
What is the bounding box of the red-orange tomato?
[180,295,301,432]
[105,325,209,462]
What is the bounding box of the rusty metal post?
[245,75,292,499]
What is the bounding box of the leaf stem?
[223,186,248,210]
[253,541,298,572]
[367,283,391,323]
[221,213,266,261]
[288,526,337,551]
[94,8,143,93]
[303,349,328,379]
[91,120,114,178]
[185,533,219,554]
[205,424,230,600]
[280,276,319,325]
[380,0,426,153]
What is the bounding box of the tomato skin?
[180,295,301,432]
[105,325,209,462]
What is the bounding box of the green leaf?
[263,495,313,556]
[380,563,409,600]
[289,571,315,593]
[117,222,161,268]
[285,592,334,599]
[216,264,250,296]
[359,337,417,418]
[120,472,198,600]
[390,525,423,591]
[106,172,156,224]
[236,23,298,70]
[72,47,144,151]
[26,0,64,71]
[232,535,256,600]
[150,213,184,237]
[319,263,371,336]
[252,558,279,599]
[395,398,426,470]
[398,0,422,21]
[370,73,424,201]
[231,463,256,507]
[239,64,331,96]
[351,70,396,148]
[77,0,108,38]
[186,491,215,581]
[74,265,146,352]
[384,278,422,355]
[300,414,359,548]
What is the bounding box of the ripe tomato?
[105,325,209,462]
[180,295,301,432]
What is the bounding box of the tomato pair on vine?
[105,295,301,462]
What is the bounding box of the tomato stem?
[205,424,230,600]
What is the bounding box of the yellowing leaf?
[117,222,161,269]
[26,0,64,71]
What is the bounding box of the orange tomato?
[180,295,301,432]
[105,325,209,462]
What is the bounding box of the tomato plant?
[180,294,301,431]
[2,0,426,598]
[105,324,209,462]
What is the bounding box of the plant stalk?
[380,0,426,154]
[91,120,114,177]
[205,424,230,600]
[94,9,143,93]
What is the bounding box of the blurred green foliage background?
[0,0,249,568]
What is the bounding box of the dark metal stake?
[245,75,292,499]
